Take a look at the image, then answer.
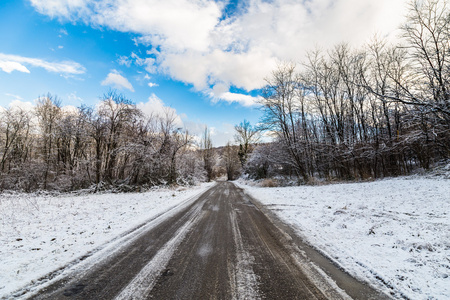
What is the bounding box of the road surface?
[28,182,388,299]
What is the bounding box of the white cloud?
[0,61,30,73]
[209,123,236,146]
[143,58,157,74]
[30,0,91,20]
[136,94,237,146]
[131,52,144,65]
[130,52,157,73]
[137,93,183,127]
[148,82,158,88]
[60,105,79,115]
[5,93,23,101]
[101,70,134,92]
[30,0,409,105]
[8,100,35,112]
[161,48,278,91]
[216,92,262,107]
[118,53,157,74]
[58,45,64,49]
[0,53,85,74]
[117,55,132,67]
[31,0,222,51]
[207,83,261,107]
[136,94,234,146]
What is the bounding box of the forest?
[0,0,449,191]
[246,0,450,182]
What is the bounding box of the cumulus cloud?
[30,0,91,21]
[206,83,260,107]
[2,100,78,124]
[136,94,235,145]
[61,105,79,115]
[8,100,35,112]
[31,0,221,51]
[210,123,236,146]
[217,92,261,107]
[0,53,85,74]
[30,0,409,105]
[148,82,158,88]
[101,70,134,92]
[137,93,183,127]
[177,121,235,147]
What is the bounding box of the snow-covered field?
[238,176,449,299]
[0,183,212,298]
[1,176,448,300]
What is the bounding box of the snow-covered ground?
[1,176,448,300]
[0,183,213,298]
[237,176,449,299]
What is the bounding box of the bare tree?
[234,119,260,167]
[222,143,241,180]
[35,94,62,189]
[157,110,191,185]
[85,106,107,188]
[0,107,31,172]
[378,0,450,123]
[98,91,140,183]
[201,126,214,182]
[260,63,309,181]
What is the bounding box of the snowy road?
[25,182,386,299]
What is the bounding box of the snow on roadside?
[237,177,450,299]
[0,183,212,298]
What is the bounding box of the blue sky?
[0,0,407,145]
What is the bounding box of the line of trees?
[2,0,448,190]
[0,90,251,192]
[0,91,206,192]
[245,0,449,182]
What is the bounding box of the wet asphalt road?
[29,182,387,300]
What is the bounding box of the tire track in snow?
[114,204,204,300]
[229,208,260,299]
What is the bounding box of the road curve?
[29,182,387,300]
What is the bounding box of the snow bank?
[0,183,212,298]
[238,177,449,299]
